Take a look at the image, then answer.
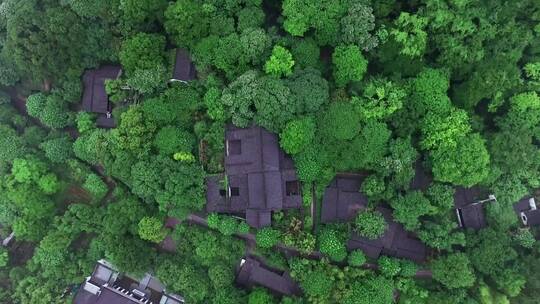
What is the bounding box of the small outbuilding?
[170,48,196,83]
[81,65,122,128]
[514,196,540,226]
[320,175,368,223]
[454,187,496,230]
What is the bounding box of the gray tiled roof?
[81,65,121,128]
[236,257,301,296]
[206,125,302,228]
[514,196,540,226]
[172,48,196,82]
[454,187,487,230]
[321,176,368,223]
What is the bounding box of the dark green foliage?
[119,33,166,75]
[320,102,360,141]
[130,155,206,218]
[153,126,195,155]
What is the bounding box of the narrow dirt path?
[162,213,433,279]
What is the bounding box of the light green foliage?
[217,216,238,236]
[26,93,47,119]
[207,213,220,229]
[431,133,490,187]
[138,216,168,243]
[420,108,470,150]
[354,78,406,120]
[153,126,195,156]
[264,46,294,77]
[432,253,476,289]
[332,45,368,87]
[319,226,347,261]
[348,250,366,267]
[83,173,108,201]
[391,12,427,57]
[524,62,540,80]
[256,228,281,249]
[39,136,72,163]
[426,183,455,214]
[354,210,387,240]
[37,173,60,195]
[390,192,435,231]
[11,157,46,184]
[279,117,315,155]
[513,228,535,249]
[0,247,8,267]
[173,152,196,163]
[204,87,225,122]
[378,256,401,277]
[361,175,385,198]
[320,102,361,141]
[75,112,95,134]
[125,66,167,95]
[248,288,276,304]
[111,106,157,157]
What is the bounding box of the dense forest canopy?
[0,0,539,303]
